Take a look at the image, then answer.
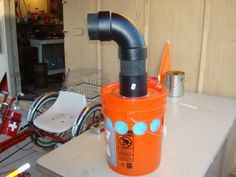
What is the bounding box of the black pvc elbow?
[87,11,147,97]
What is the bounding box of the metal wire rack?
[63,68,108,104]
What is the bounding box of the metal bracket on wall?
[230,169,236,177]
[62,30,68,34]
[11,72,20,78]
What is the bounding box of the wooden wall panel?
[0,0,7,81]
[63,0,236,97]
[203,0,236,97]
[148,0,205,91]
[63,0,98,71]
[100,0,146,82]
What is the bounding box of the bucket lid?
[100,82,167,111]
[166,71,185,76]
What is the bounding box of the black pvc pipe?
[87,11,147,97]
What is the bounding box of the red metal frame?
[0,93,68,153]
[0,129,34,153]
[0,94,17,134]
[0,73,8,92]
[40,130,67,144]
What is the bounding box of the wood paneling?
[203,0,236,97]
[197,0,212,93]
[63,0,98,71]
[148,0,205,91]
[63,0,236,97]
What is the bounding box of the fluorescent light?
[6,163,31,177]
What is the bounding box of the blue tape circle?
[150,119,161,132]
[106,118,113,128]
[132,122,147,136]
[115,121,128,135]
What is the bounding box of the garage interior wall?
[0,0,21,96]
[63,0,236,98]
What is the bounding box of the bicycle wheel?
[27,92,59,148]
[72,103,103,137]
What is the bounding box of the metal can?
[165,71,185,97]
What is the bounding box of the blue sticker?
[150,119,160,132]
[106,117,113,128]
[115,121,128,135]
[133,122,147,136]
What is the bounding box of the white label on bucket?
[106,144,111,157]
[106,128,111,141]
[163,125,167,137]
[105,129,111,157]
[131,83,136,90]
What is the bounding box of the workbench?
[36,92,236,177]
[29,39,64,75]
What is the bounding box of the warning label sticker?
[118,130,134,162]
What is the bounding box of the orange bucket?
[101,81,167,176]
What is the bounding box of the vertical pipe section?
[87,11,147,97]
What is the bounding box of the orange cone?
[159,41,171,85]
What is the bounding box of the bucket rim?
[100,81,167,100]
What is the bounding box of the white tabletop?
[37,92,236,177]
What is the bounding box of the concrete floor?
[0,78,62,177]
[0,101,49,177]
[0,138,46,177]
